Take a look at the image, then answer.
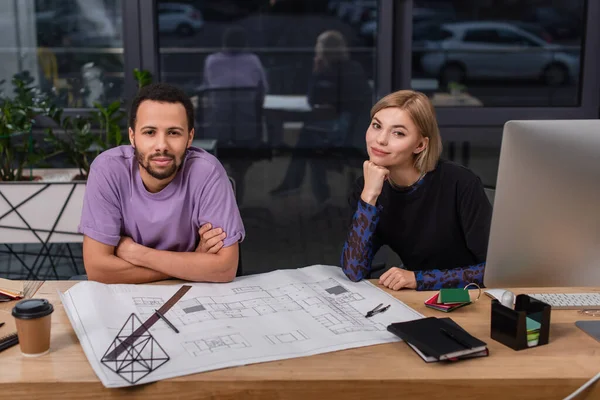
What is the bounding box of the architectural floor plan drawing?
[182,332,251,357]
[133,277,387,335]
[60,265,423,388]
[265,330,309,345]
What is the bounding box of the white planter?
[0,169,86,244]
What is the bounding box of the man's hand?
[361,160,390,206]
[379,267,417,290]
[196,224,226,254]
[115,236,141,265]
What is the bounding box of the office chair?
[197,86,271,207]
[196,86,267,151]
[228,175,243,278]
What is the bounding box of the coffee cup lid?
[12,299,54,320]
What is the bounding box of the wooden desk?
[263,95,311,113]
[2,282,599,399]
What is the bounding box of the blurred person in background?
[270,30,371,211]
[202,26,269,95]
[201,26,270,205]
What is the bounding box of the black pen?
[154,309,179,334]
[366,304,391,318]
[440,328,471,349]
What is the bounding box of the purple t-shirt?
[78,146,245,251]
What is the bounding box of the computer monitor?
[484,120,600,288]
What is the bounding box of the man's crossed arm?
[83,224,238,284]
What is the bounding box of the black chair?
[196,86,266,151]
[229,175,243,278]
[197,86,271,206]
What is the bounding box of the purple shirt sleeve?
[78,163,122,246]
[197,164,245,247]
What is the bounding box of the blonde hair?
[315,30,349,67]
[370,90,442,173]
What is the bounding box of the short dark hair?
[129,83,194,132]
[223,26,247,52]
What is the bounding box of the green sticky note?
[526,317,541,332]
[438,288,470,304]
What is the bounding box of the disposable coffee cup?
[12,299,54,357]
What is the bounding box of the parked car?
[360,7,456,46]
[36,8,122,47]
[500,21,554,43]
[419,22,580,86]
[158,3,204,36]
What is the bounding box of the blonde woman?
[270,30,371,202]
[341,90,492,291]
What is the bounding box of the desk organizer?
[490,294,551,351]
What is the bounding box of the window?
[411,0,585,107]
[157,0,378,272]
[0,0,124,108]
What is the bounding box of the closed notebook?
[387,317,487,360]
[0,278,24,299]
[438,288,471,304]
[407,342,489,363]
[405,318,489,362]
[425,293,471,313]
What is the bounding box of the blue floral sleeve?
[414,263,486,291]
[341,199,383,281]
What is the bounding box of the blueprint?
[60,265,423,388]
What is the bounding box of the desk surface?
[263,93,484,113]
[263,94,311,112]
[1,282,599,399]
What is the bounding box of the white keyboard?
[526,293,600,310]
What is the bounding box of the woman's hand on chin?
[361,161,389,206]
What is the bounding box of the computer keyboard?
[526,293,600,310]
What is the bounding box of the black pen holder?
[490,294,551,351]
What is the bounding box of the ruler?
[104,285,191,360]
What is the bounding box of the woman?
[340,90,492,291]
[270,30,371,204]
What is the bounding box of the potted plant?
[0,72,86,254]
[0,72,58,181]
[44,68,153,181]
[0,69,154,278]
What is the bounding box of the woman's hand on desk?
[379,267,416,290]
[196,224,226,254]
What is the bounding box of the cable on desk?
[563,372,600,400]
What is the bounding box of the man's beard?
[134,148,184,180]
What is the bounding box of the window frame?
[37,0,157,121]
[394,0,600,127]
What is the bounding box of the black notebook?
[387,317,487,361]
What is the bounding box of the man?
[79,83,244,284]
